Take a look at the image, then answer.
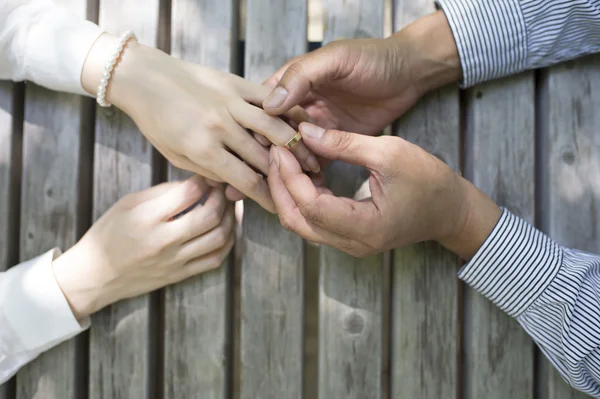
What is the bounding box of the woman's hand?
[261,11,462,136]
[82,34,321,213]
[52,176,234,320]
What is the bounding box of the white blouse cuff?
[1,248,90,351]
[22,5,103,96]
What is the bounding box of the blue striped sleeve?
[436,0,600,87]
[460,209,600,398]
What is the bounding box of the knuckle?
[203,211,222,230]
[329,130,353,153]
[201,109,229,131]
[285,62,306,80]
[279,213,298,233]
[245,173,263,192]
[171,157,186,169]
[214,227,229,248]
[298,201,322,223]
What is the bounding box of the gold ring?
[285,132,303,149]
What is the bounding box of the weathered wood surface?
[0,81,18,399]
[89,1,158,398]
[318,1,384,398]
[0,82,15,275]
[3,2,600,399]
[163,0,235,397]
[391,1,460,398]
[15,0,87,396]
[541,56,600,399]
[241,0,307,397]
[464,73,535,399]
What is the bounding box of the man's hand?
[261,11,462,136]
[268,123,502,260]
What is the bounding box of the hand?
[261,11,462,136]
[268,123,502,259]
[52,176,234,320]
[82,34,321,213]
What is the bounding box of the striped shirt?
[435,1,600,397]
[437,0,600,87]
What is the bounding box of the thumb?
[145,175,209,221]
[298,123,382,169]
[262,49,335,115]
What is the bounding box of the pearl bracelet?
[96,31,138,107]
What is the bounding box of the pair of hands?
[261,11,500,259]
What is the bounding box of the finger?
[171,155,225,183]
[272,146,378,238]
[231,103,320,173]
[298,122,384,170]
[223,121,270,175]
[121,181,186,208]
[172,233,235,282]
[225,185,246,202]
[141,175,209,221]
[232,77,310,125]
[262,49,334,115]
[268,151,371,255]
[174,205,234,263]
[214,150,276,213]
[253,131,271,146]
[164,187,228,242]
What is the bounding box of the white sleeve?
[0,248,90,384]
[0,0,103,95]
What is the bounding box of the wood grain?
[0,82,15,275]
[163,0,236,397]
[15,0,87,396]
[391,2,459,398]
[89,1,158,398]
[464,73,535,399]
[241,1,307,397]
[541,56,600,399]
[0,81,19,399]
[318,1,384,398]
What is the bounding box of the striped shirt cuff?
[459,209,563,318]
[435,0,529,88]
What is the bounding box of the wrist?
[81,32,166,113]
[52,243,103,320]
[388,10,462,96]
[438,177,502,260]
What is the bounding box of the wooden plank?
[464,74,535,399]
[241,0,306,397]
[0,82,15,274]
[15,0,87,396]
[0,81,19,399]
[390,2,459,398]
[162,1,235,397]
[317,1,384,398]
[89,1,158,398]
[541,56,600,399]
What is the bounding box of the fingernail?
[300,123,325,139]
[270,146,280,167]
[306,155,320,173]
[264,86,288,109]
